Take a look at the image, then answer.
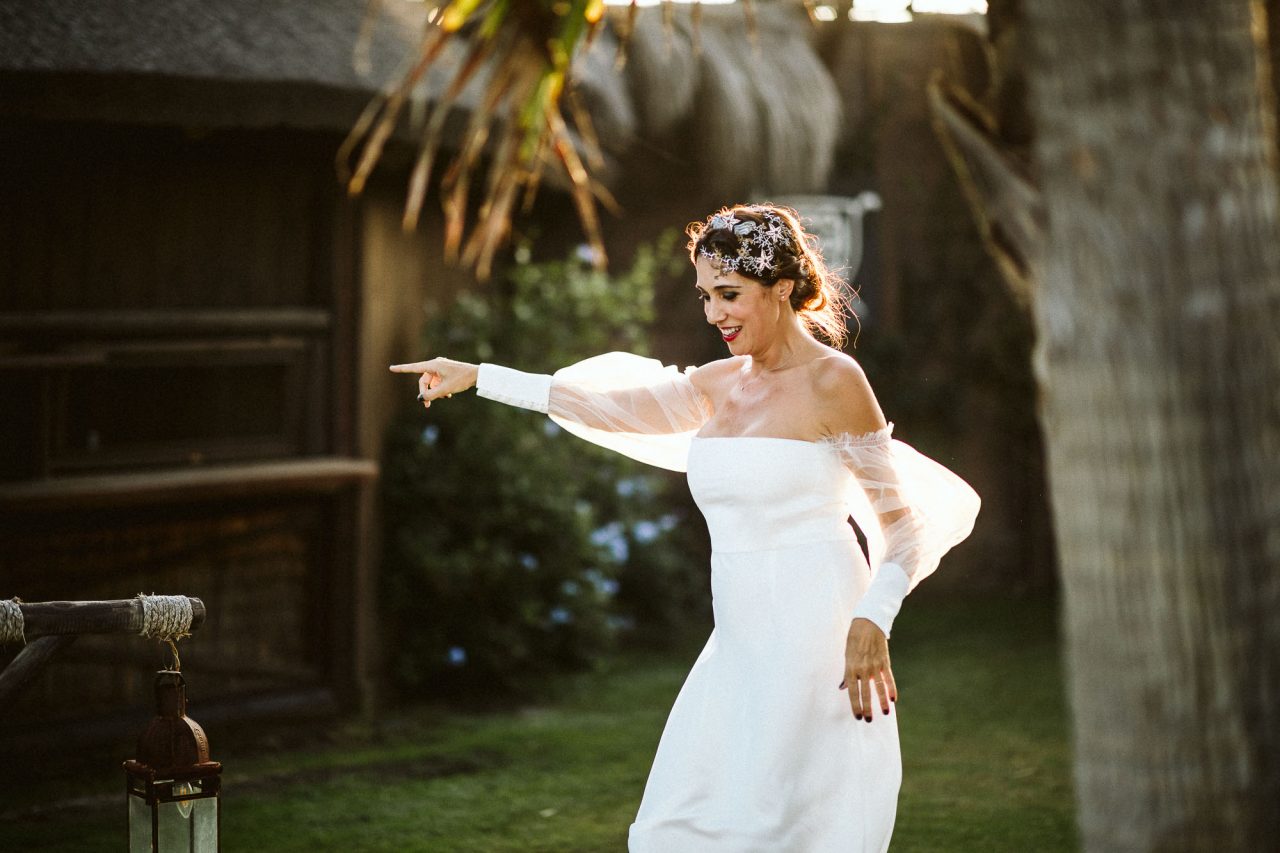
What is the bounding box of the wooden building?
[0,0,476,737]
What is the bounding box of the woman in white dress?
[392,204,980,852]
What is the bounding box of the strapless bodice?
[686,437,858,553]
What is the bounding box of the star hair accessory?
[698,209,795,278]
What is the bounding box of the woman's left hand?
[840,617,896,722]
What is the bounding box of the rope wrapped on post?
[137,594,194,642]
[137,593,194,672]
[0,598,24,646]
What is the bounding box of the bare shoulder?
[807,351,887,436]
[687,356,746,398]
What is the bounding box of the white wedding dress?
[474,353,980,853]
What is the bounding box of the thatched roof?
[0,1,840,195]
[0,0,451,134]
[0,1,418,85]
[597,3,842,195]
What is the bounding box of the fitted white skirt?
[628,538,901,853]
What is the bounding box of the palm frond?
[346,0,824,278]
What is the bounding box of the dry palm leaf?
[344,0,811,278]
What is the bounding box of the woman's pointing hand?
[390,358,479,408]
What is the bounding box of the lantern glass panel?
[156,799,189,850]
[128,794,152,853]
[192,798,218,849]
[153,779,218,852]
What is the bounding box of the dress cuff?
[475,363,552,413]
[852,561,911,638]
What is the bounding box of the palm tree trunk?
[1019,1,1280,849]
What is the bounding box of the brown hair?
[686,203,852,349]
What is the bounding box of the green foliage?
[380,237,708,698]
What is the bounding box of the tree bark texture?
[1020,1,1280,849]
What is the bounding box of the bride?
[392,204,980,852]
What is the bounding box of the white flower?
[583,568,620,597]
[633,520,661,543]
[615,477,642,497]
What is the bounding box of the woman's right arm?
[390,356,714,435]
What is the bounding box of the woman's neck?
[746,314,817,374]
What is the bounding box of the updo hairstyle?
[686,204,851,349]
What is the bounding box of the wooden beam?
[0,635,77,709]
[0,457,378,512]
[0,309,332,337]
[19,597,206,638]
[0,352,106,370]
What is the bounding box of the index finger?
[389,361,435,374]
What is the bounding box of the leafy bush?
[381,238,710,699]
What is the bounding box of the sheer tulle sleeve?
[475,352,712,472]
[825,424,981,637]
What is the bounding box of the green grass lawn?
[0,594,1076,851]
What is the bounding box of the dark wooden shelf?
[0,457,378,511]
[0,309,332,337]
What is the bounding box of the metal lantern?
[124,670,221,852]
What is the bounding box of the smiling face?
[694,255,791,354]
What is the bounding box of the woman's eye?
[695,292,709,302]
[723,292,738,301]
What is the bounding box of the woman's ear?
[775,278,795,302]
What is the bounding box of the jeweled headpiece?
[697,208,795,278]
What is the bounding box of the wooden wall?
[0,123,325,312]
[0,120,380,735]
[2,500,329,723]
